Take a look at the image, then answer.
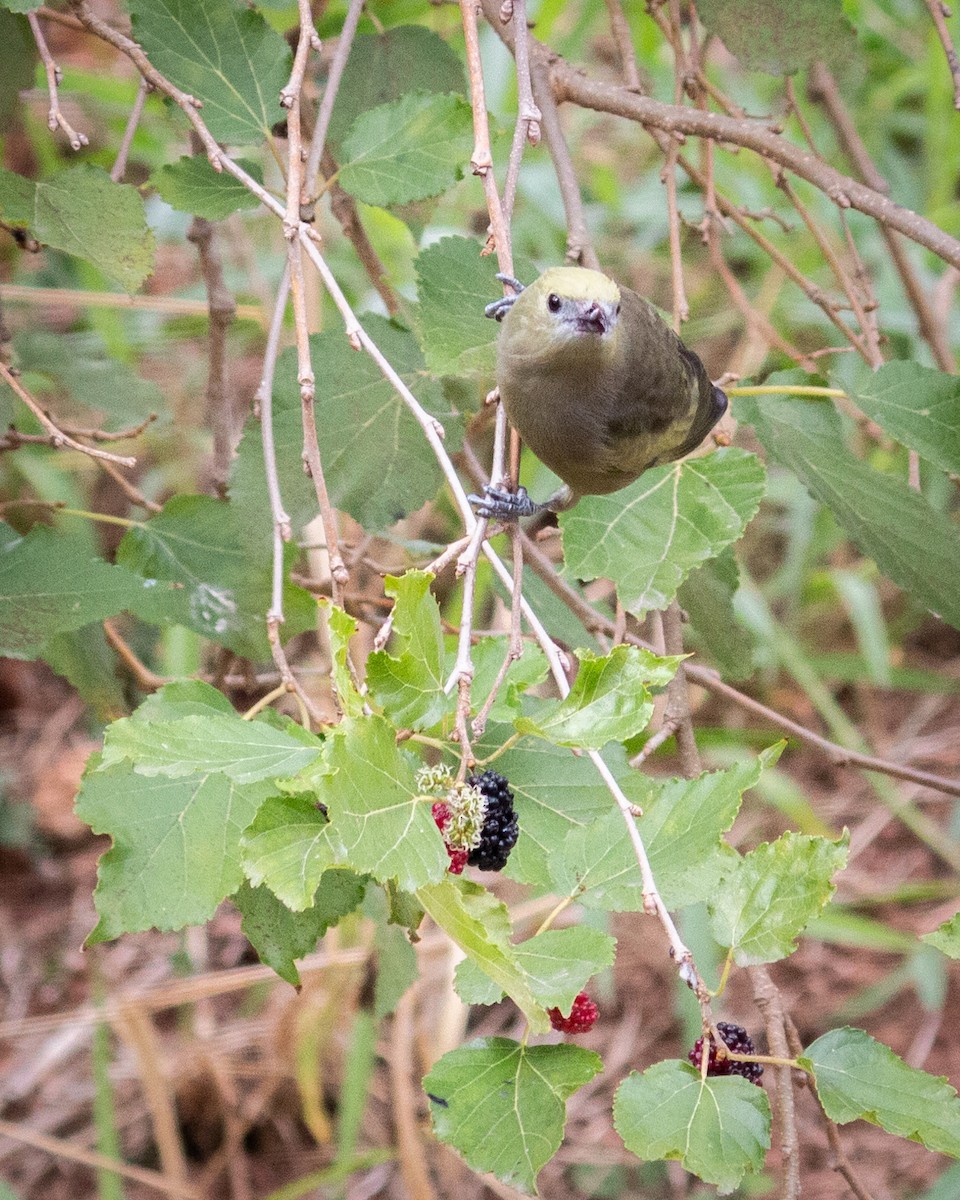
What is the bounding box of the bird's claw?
[484,273,526,321]
[468,484,542,521]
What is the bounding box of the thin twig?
[750,966,801,1200]
[254,263,293,624]
[186,205,237,492]
[923,0,960,109]
[111,76,149,182]
[662,601,700,776]
[28,10,89,150]
[604,0,644,90]
[1,283,265,325]
[103,620,168,692]
[302,0,365,217]
[807,64,956,372]
[0,362,136,466]
[322,148,401,315]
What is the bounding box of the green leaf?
[677,549,758,680]
[229,316,457,535]
[366,887,419,1018]
[0,12,35,121]
[43,624,128,721]
[76,760,272,941]
[417,878,545,1031]
[117,495,315,659]
[152,155,263,218]
[0,522,147,658]
[320,601,365,719]
[710,830,849,965]
[472,726,645,888]
[367,571,447,730]
[550,752,777,913]
[326,26,465,150]
[614,1061,771,1190]
[0,165,153,291]
[100,713,322,783]
[133,679,237,721]
[847,361,960,477]
[319,717,448,891]
[128,0,289,144]
[241,792,336,911]
[739,393,960,632]
[424,1038,602,1193]
[14,330,162,431]
[515,645,676,750]
[923,912,960,959]
[233,870,367,986]
[802,1027,960,1156]
[696,0,856,75]
[415,235,500,378]
[339,92,472,207]
[455,925,616,1011]
[561,450,766,618]
[465,636,549,726]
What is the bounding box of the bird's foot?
[468,484,543,521]
[484,273,526,322]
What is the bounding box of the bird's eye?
[547,293,562,313]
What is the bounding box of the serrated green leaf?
[339,92,472,207]
[117,495,315,659]
[365,887,419,1018]
[367,571,447,729]
[101,713,322,783]
[472,726,645,888]
[241,792,336,911]
[678,548,758,680]
[0,522,147,658]
[515,645,676,750]
[710,830,849,965]
[320,601,364,719]
[133,680,237,721]
[415,235,500,377]
[550,752,777,912]
[455,925,616,1011]
[14,330,163,431]
[739,393,960,632]
[0,2,39,15]
[153,155,263,218]
[696,0,856,75]
[229,316,457,535]
[802,1027,960,1156]
[561,450,766,618]
[0,165,153,291]
[923,912,960,959]
[234,870,367,986]
[319,717,448,891]
[76,762,272,941]
[418,878,545,1030]
[424,1038,602,1193]
[846,361,960,477]
[326,26,465,150]
[614,1060,771,1190]
[128,0,289,144]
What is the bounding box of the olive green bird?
[469,267,727,520]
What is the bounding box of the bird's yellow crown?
[534,267,621,304]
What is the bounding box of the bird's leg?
[484,273,526,322]
[468,483,576,521]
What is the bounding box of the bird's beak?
[575,301,609,335]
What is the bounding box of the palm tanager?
[469,267,727,519]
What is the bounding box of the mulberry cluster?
[466,771,519,872]
[548,991,599,1034]
[689,1021,764,1085]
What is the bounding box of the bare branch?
[111,76,149,183]
[28,11,89,151]
[923,0,960,109]
[0,362,136,467]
